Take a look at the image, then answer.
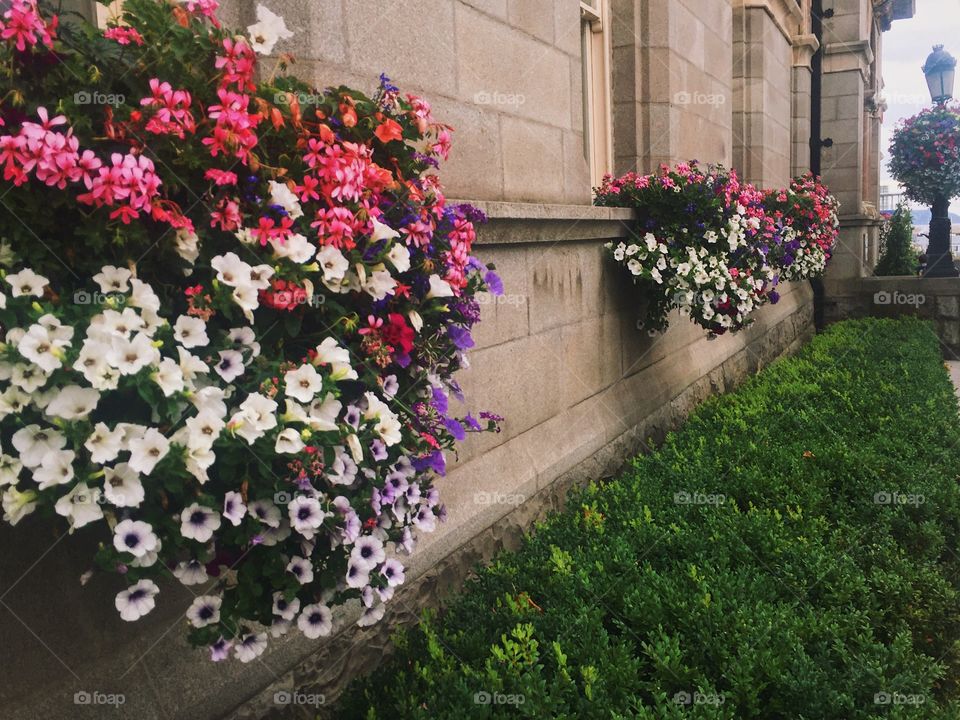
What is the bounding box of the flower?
[173,315,210,348]
[2,485,38,525]
[233,632,268,662]
[115,579,160,621]
[92,265,132,294]
[272,592,300,621]
[284,363,324,403]
[350,534,386,571]
[103,463,145,507]
[54,483,103,530]
[426,274,454,299]
[6,268,48,297]
[114,519,159,558]
[275,428,305,454]
[173,559,209,586]
[246,4,293,55]
[180,503,222,543]
[381,558,406,587]
[286,555,314,584]
[44,385,100,420]
[12,424,66,468]
[289,495,326,536]
[127,428,171,475]
[223,490,247,526]
[297,603,333,638]
[186,595,222,628]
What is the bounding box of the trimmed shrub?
[876,204,919,276]
[337,318,960,719]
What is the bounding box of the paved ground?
[947,361,960,399]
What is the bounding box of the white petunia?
[12,425,66,468]
[152,357,185,397]
[0,386,30,419]
[350,534,386,571]
[85,423,125,464]
[113,519,159,558]
[272,592,300,621]
[371,217,401,242]
[128,278,161,313]
[246,4,293,55]
[275,428,305,454]
[223,490,246,526]
[0,454,22,486]
[127,428,171,475]
[45,385,100,420]
[386,243,410,273]
[177,346,210,384]
[173,315,209,348]
[271,233,315,264]
[185,410,225,451]
[307,393,341,432]
[227,326,261,358]
[268,180,303,219]
[103,463,144,507]
[6,268,48,297]
[297,603,333,639]
[214,349,246,383]
[180,503,221,543]
[17,324,68,373]
[313,337,357,381]
[174,229,200,265]
[11,363,47,393]
[229,393,278,444]
[426,274,454,299]
[317,245,349,284]
[248,498,282,528]
[115,579,159,621]
[173,559,208,586]
[288,495,327,538]
[92,265,132,294]
[284,363,324,403]
[210,252,252,287]
[54,483,103,530]
[233,632,268,662]
[106,332,160,375]
[286,555,314,584]
[363,268,397,301]
[186,595,222,628]
[2,485,38,525]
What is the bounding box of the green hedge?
[338,319,960,719]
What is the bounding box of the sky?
[879,0,960,204]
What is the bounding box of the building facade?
[0,2,914,718]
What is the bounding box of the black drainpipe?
[809,0,827,330]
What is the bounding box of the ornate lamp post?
[921,45,958,277]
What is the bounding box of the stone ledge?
[449,200,637,245]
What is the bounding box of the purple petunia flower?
[443,417,466,441]
[446,325,474,350]
[484,270,504,295]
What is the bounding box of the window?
[581,0,613,186]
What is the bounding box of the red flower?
[374,119,403,144]
[382,312,415,355]
[260,279,307,311]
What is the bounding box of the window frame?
[580,0,613,186]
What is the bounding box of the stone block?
[508,0,556,44]
[526,241,605,334]
[938,295,960,320]
[500,115,566,202]
[469,244,531,350]
[344,0,457,95]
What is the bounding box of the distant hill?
[909,208,960,227]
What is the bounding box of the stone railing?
[824,276,960,357]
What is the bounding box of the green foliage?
[337,318,960,719]
[875,204,919,276]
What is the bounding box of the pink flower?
[1,0,56,53]
[103,26,144,46]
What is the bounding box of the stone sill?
[449,199,637,245]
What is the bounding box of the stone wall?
[824,276,960,357]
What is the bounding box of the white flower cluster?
[610,210,776,332]
[0,262,436,659]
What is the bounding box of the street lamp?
[921,45,959,277]
[923,44,956,106]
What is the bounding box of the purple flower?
[413,449,446,476]
[464,413,482,431]
[370,438,388,461]
[446,325,474,350]
[443,417,466,441]
[484,270,504,295]
[431,386,448,414]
